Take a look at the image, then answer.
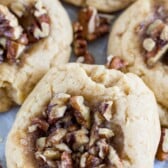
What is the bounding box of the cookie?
[64,0,136,13]
[6,64,160,168]
[108,0,168,126]
[0,0,72,112]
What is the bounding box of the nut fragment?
[98,128,114,139]
[80,152,89,167]
[50,93,70,106]
[86,154,102,167]
[156,128,168,161]
[54,143,72,153]
[78,7,110,41]
[146,19,164,36]
[36,137,46,150]
[0,5,23,40]
[73,22,87,56]
[99,101,113,121]
[47,93,70,123]
[43,149,61,160]
[70,96,90,128]
[107,55,128,71]
[34,0,47,17]
[48,128,67,144]
[97,139,109,159]
[61,152,73,168]
[31,118,49,132]
[143,38,156,52]
[34,22,50,39]
[160,25,168,41]
[67,128,89,150]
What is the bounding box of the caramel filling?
[28,93,124,168]
[0,0,50,64]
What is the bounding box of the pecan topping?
[140,7,168,67]
[17,0,50,43]
[73,22,87,56]
[29,93,124,167]
[30,118,49,132]
[156,127,168,161]
[73,7,111,64]
[73,22,94,64]
[0,0,50,64]
[78,7,110,41]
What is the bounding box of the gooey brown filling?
[28,93,124,168]
[0,0,50,64]
[138,7,168,67]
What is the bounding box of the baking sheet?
[0,2,168,167]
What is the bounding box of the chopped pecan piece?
[47,93,70,123]
[50,93,70,106]
[97,139,109,159]
[43,149,61,160]
[80,152,89,167]
[98,128,114,139]
[94,111,105,126]
[107,56,128,71]
[99,101,113,121]
[67,128,89,151]
[6,40,25,63]
[61,152,73,168]
[54,143,71,153]
[70,96,90,128]
[78,7,110,41]
[86,154,102,167]
[48,128,67,144]
[36,137,47,150]
[73,22,87,56]
[31,118,49,132]
[34,0,47,17]
[156,128,168,161]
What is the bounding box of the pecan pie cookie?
[108,0,168,127]
[63,0,136,13]
[6,64,160,168]
[0,0,72,112]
